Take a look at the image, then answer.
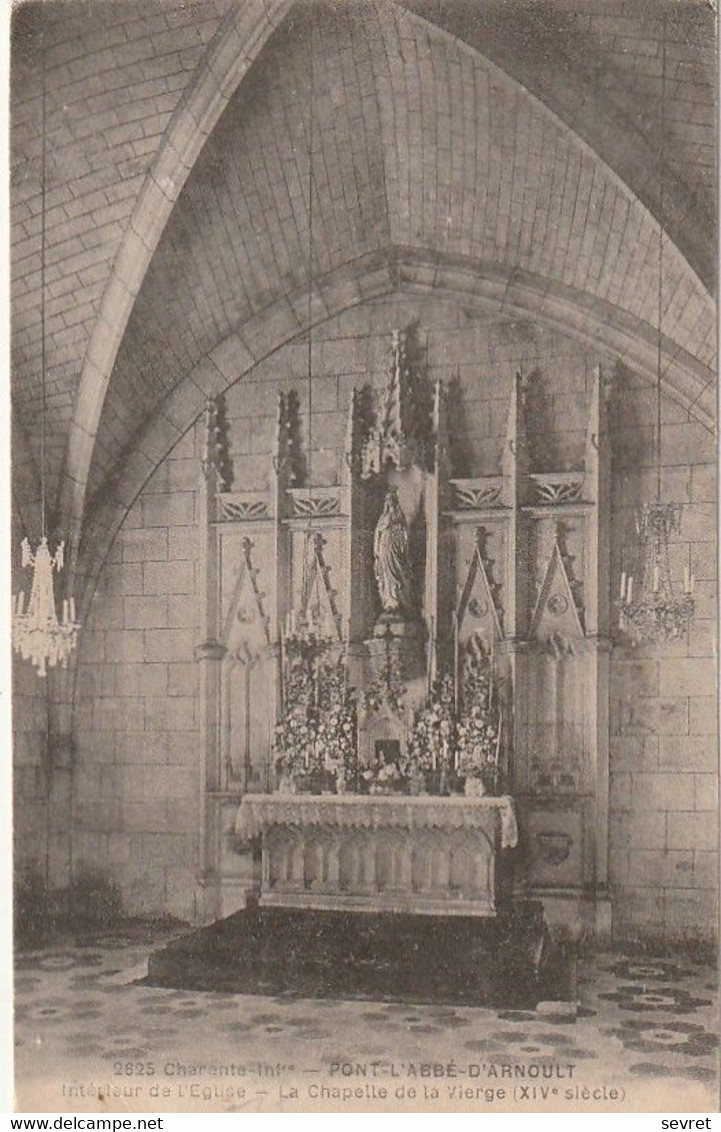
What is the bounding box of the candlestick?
[278,625,286,712]
[495,708,503,766]
[453,608,460,715]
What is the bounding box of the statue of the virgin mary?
[373,488,413,615]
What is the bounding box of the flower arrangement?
[360,655,406,718]
[274,632,328,784]
[455,644,502,794]
[315,657,357,790]
[274,633,357,792]
[360,753,407,795]
[407,672,456,779]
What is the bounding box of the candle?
[620,571,627,601]
[653,565,660,593]
[62,599,68,622]
[684,566,690,593]
[453,608,460,715]
[69,597,76,621]
[627,576,633,604]
[278,624,286,712]
[427,615,435,695]
[690,573,695,595]
[16,591,24,616]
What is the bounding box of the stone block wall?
[609,378,718,946]
[72,427,201,920]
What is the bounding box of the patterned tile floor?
[14,929,719,1113]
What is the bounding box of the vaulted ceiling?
[10,0,717,565]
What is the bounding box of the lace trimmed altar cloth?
[235,794,518,916]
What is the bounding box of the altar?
[235,793,518,916]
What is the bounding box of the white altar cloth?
[235,793,518,849]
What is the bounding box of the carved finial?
[504,370,528,460]
[360,328,433,476]
[431,378,451,475]
[585,364,613,456]
[201,396,231,488]
[274,389,304,486]
[381,329,407,462]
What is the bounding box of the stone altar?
[235,793,518,916]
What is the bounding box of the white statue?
[373,488,413,615]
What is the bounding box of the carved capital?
[194,639,227,663]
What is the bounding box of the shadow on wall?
[13,863,183,948]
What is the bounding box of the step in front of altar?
[146,902,556,1008]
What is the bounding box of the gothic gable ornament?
[531,536,584,654]
[221,537,271,650]
[300,532,343,641]
[457,529,504,641]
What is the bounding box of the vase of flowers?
[464,771,487,798]
[360,756,407,795]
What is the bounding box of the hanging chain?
[40,9,47,538]
[656,8,666,503]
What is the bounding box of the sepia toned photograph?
[8,0,719,1115]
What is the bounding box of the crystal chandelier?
[616,15,694,646]
[13,539,79,677]
[12,12,80,677]
[617,504,694,645]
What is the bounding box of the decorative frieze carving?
[529,474,584,506]
[218,495,270,522]
[288,490,341,518]
[450,478,504,511]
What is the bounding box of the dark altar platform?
[145,900,569,1010]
